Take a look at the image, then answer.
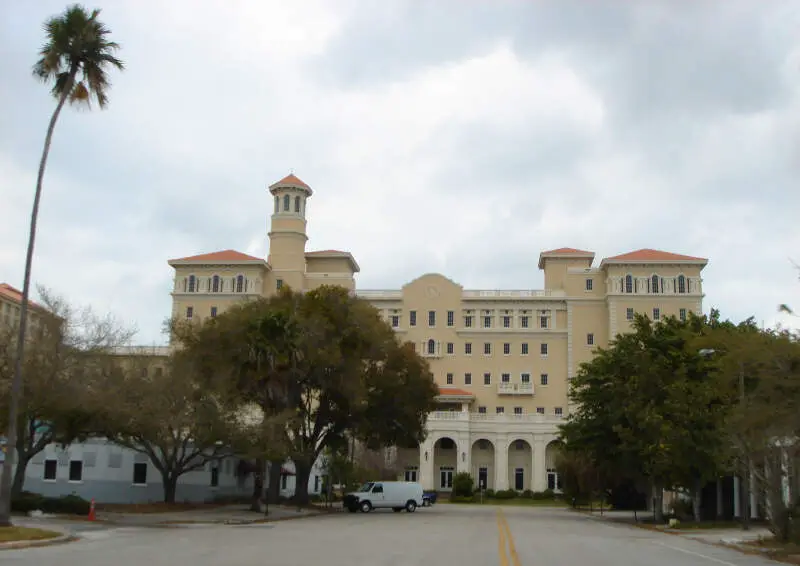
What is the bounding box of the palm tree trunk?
[0,77,74,527]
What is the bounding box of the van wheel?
[392,507,402,512]
[360,501,372,513]
[405,500,417,513]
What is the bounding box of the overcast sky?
[1,0,799,344]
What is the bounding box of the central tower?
[267,174,312,292]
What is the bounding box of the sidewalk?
[96,504,323,526]
[577,509,772,544]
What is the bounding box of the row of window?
[389,310,553,330]
[626,307,688,322]
[274,194,305,214]
[445,372,552,386]
[473,406,564,416]
[621,274,692,294]
[41,459,226,487]
[416,340,554,356]
[182,275,248,294]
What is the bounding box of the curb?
[0,533,77,551]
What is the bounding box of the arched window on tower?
[283,194,290,211]
[677,274,686,294]
[236,275,245,293]
[294,196,301,213]
[211,275,221,293]
[427,339,436,355]
[625,274,633,294]
[651,274,660,294]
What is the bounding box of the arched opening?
[508,438,532,491]
[545,441,564,493]
[433,437,458,491]
[283,194,290,211]
[471,439,495,491]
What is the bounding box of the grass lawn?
[744,538,800,564]
[0,526,60,543]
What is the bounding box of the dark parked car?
[422,491,437,506]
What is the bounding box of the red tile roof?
[305,249,348,256]
[270,174,310,189]
[168,249,266,264]
[0,283,46,311]
[541,247,594,255]
[437,387,474,397]
[538,247,595,269]
[603,249,707,263]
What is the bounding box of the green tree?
[0,4,124,525]
[98,354,237,503]
[561,313,733,522]
[174,285,438,505]
[452,472,474,498]
[0,288,133,498]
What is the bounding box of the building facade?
[166,174,708,494]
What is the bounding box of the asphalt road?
[3,505,778,566]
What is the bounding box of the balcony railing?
[497,382,534,395]
[428,411,563,424]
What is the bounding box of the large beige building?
[168,174,708,493]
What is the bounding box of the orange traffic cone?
[88,498,96,522]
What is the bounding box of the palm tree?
[0,4,123,526]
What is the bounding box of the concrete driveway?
[2,504,779,565]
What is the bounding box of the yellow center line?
[496,509,521,566]
[497,510,508,566]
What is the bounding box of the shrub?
[493,489,517,499]
[452,472,474,498]
[522,489,534,499]
[531,490,555,500]
[484,488,495,498]
[11,492,90,515]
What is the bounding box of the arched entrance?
[508,439,532,491]
[433,437,458,491]
[545,441,564,493]
[471,439,495,491]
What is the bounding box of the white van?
[343,481,424,513]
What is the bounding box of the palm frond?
[31,4,124,107]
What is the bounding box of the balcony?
[427,411,563,424]
[497,382,534,395]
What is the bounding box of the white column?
[495,435,509,491]
[533,438,546,492]
[419,441,435,490]
[457,434,470,477]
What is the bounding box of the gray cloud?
[1,0,798,343]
